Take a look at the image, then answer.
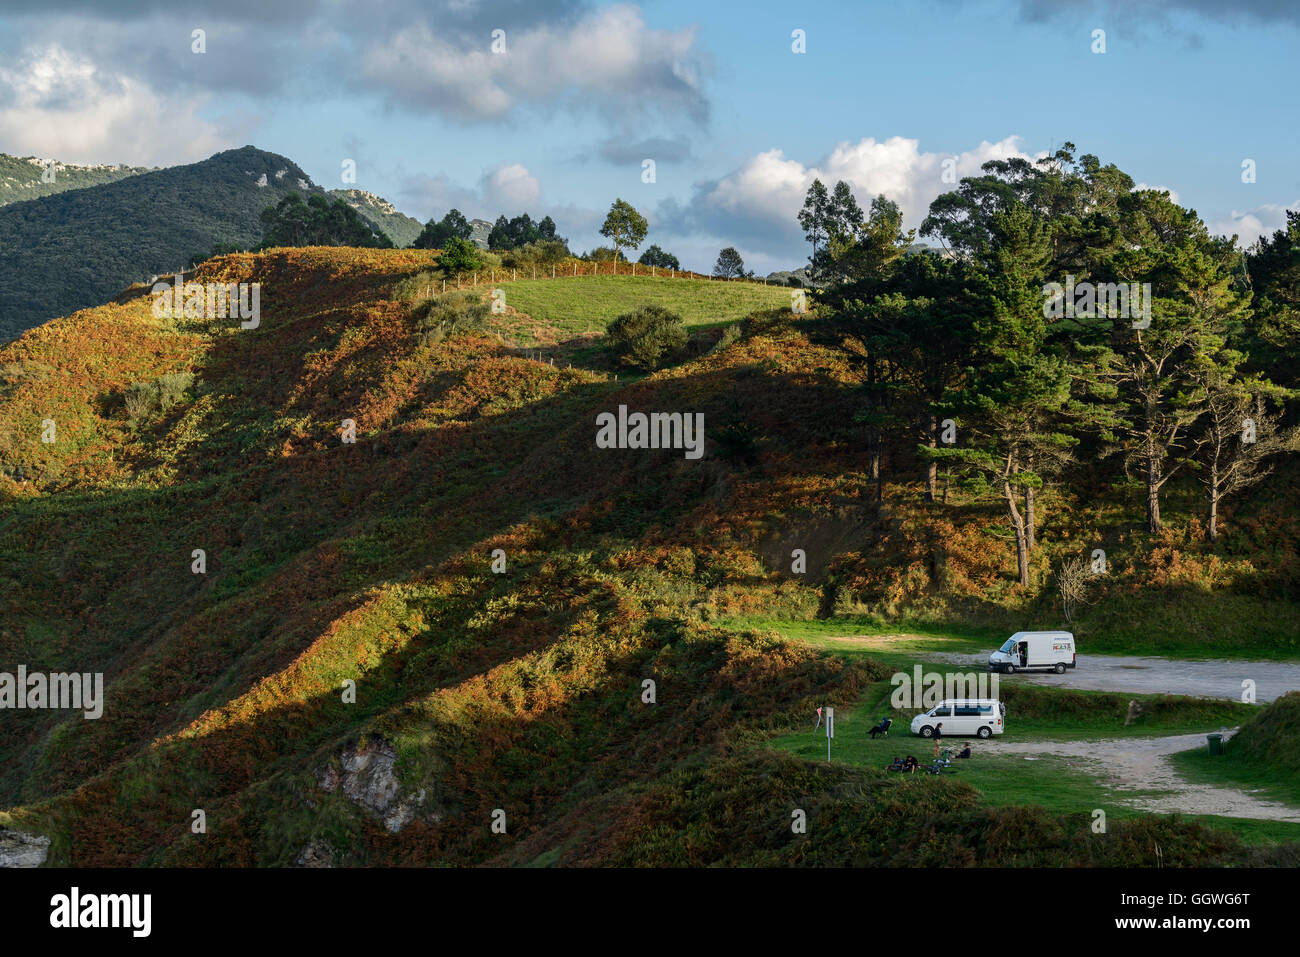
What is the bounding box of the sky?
[0,0,1296,273]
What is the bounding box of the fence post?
[442,279,446,294]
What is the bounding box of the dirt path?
[976,729,1300,822]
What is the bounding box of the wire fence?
[440,258,789,294]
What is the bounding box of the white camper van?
[988,631,1076,674]
[910,699,1005,738]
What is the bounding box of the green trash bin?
[1207,733,1224,755]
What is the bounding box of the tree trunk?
[1146,454,1162,534]
[926,414,938,503]
[1207,466,1220,543]
[1025,485,1036,551]
[1004,479,1030,587]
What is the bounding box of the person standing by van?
[932,722,943,758]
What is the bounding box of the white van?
[910,699,1005,739]
[988,630,1076,674]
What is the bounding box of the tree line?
[800,143,1300,584]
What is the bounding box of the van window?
[931,704,952,716]
[999,639,1016,652]
[954,704,983,717]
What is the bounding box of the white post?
[826,707,834,763]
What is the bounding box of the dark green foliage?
[713,246,746,278]
[437,236,485,275]
[501,238,571,269]
[329,190,423,247]
[0,146,317,341]
[258,192,392,250]
[599,198,648,263]
[0,153,153,206]
[605,303,687,370]
[487,212,562,251]
[638,245,680,269]
[411,208,473,249]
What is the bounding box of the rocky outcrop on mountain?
[0,826,50,867]
[317,738,433,833]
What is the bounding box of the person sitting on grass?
[956,744,971,759]
[902,755,919,773]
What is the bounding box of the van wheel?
[919,726,934,738]
[1054,663,1066,674]
[977,726,992,739]
[1004,664,1015,674]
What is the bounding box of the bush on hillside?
[123,371,196,421]
[605,304,687,370]
[501,239,570,270]
[414,291,490,345]
[437,236,484,275]
[1230,691,1300,773]
[124,381,156,421]
[156,372,196,411]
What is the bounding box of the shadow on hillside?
[2,319,874,811]
[41,590,874,867]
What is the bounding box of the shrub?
[124,381,157,421]
[501,239,570,269]
[437,236,484,275]
[415,291,490,345]
[709,324,741,355]
[156,372,195,411]
[638,244,680,269]
[605,304,687,370]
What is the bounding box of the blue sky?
[0,0,1296,272]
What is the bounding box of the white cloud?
[1206,200,1299,247]
[481,163,541,211]
[399,161,563,224]
[359,4,706,122]
[0,45,228,165]
[669,135,1033,259]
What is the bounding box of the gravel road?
[928,652,1300,703]
[975,730,1300,822]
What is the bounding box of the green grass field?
[722,611,1300,662]
[497,275,793,337]
[766,691,1300,845]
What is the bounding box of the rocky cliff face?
[317,738,434,834]
[0,827,50,867]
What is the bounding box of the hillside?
[0,154,153,206]
[1,248,1297,867]
[329,189,424,247]
[0,146,317,342]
